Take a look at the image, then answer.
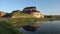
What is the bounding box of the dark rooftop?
[24,7,36,9]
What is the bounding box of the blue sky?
[0,0,60,15]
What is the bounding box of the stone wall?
[30,12,44,18]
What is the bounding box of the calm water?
[18,21,60,34]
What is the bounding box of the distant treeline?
[44,15,60,20]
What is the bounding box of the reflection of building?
[0,11,7,17]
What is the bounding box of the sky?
[0,0,60,15]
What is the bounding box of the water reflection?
[23,25,37,31]
[22,21,43,31]
[33,21,43,27]
[18,21,60,34]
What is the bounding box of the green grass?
[0,17,57,34]
[0,18,44,28]
[11,12,31,16]
[0,18,44,34]
[0,17,56,28]
[0,21,23,34]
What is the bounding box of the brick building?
[0,11,7,17]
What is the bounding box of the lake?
[17,21,60,34]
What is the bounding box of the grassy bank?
[0,21,23,34]
[0,18,44,27]
[0,18,57,28]
[0,18,44,34]
[0,18,58,34]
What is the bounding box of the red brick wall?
[0,12,6,17]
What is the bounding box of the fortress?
[0,7,44,18]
